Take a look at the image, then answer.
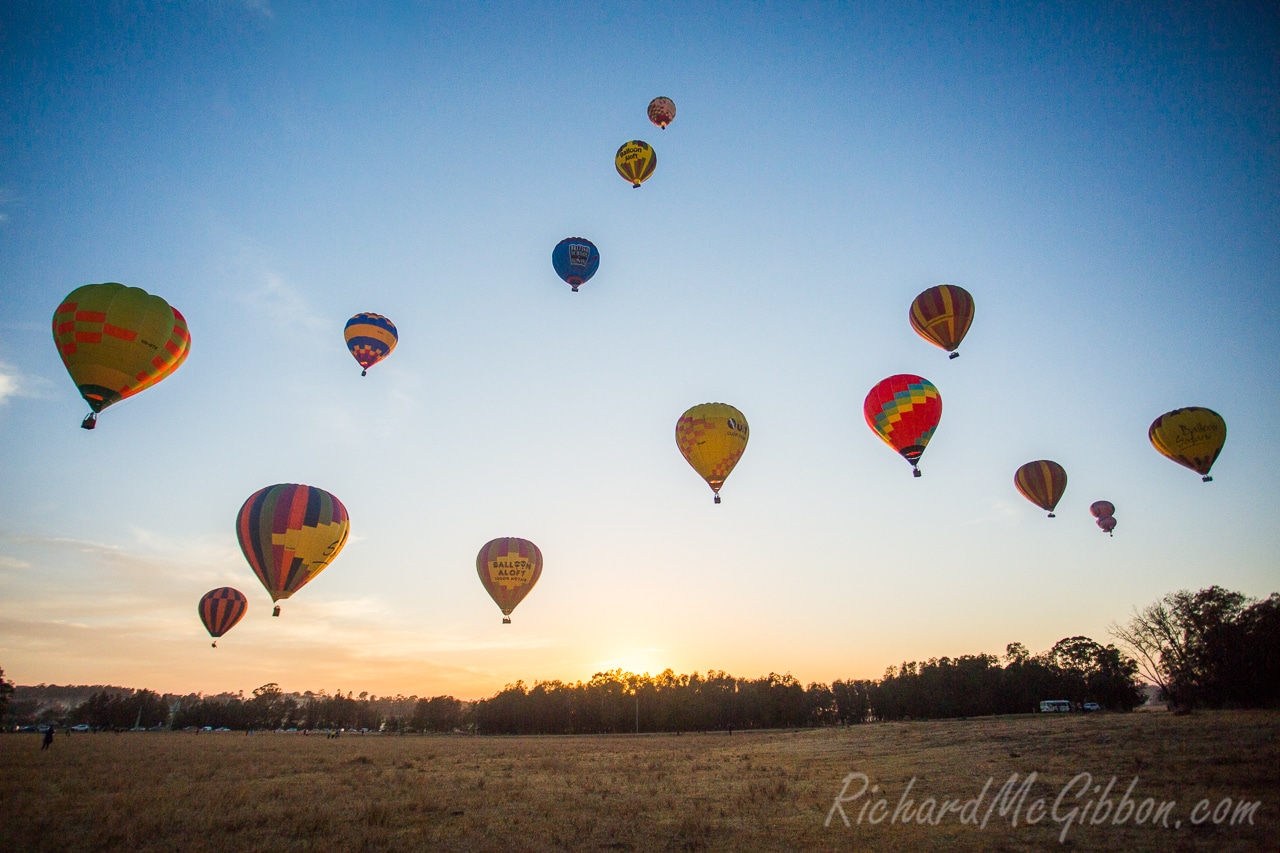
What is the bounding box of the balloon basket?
[211,641,217,648]
[949,352,960,360]
[713,494,721,504]
[1047,513,1056,518]
[1202,475,1213,482]
[913,468,922,478]
[361,369,367,376]
[272,605,281,617]
[502,617,511,625]
[81,413,97,430]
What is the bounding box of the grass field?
[2,710,1276,852]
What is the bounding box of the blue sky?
[1,1,1276,699]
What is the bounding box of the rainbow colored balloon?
[236,484,350,616]
[864,374,942,477]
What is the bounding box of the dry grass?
[1,710,1276,852]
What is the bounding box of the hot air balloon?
[647,96,676,129]
[198,587,247,648]
[1149,407,1226,482]
[615,140,657,188]
[909,285,974,358]
[1090,501,1117,537]
[235,484,350,616]
[863,375,942,477]
[1089,501,1115,519]
[344,313,398,376]
[476,537,543,624]
[675,403,749,503]
[551,238,600,292]
[52,282,191,429]
[1015,460,1068,517]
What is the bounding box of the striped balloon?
[52,283,191,429]
[864,375,942,476]
[198,587,247,646]
[235,484,350,614]
[344,313,398,376]
[615,140,657,188]
[909,285,975,358]
[1015,460,1068,517]
[476,537,543,624]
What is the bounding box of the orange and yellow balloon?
[1149,407,1226,482]
[615,140,657,187]
[1014,460,1068,518]
[476,537,543,624]
[909,284,974,358]
[675,403,749,504]
[52,283,191,429]
[235,484,350,616]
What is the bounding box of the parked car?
[70,724,91,732]
[1082,702,1101,712]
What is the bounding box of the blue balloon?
[551,238,600,292]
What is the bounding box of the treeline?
[471,635,1146,734]
[5,634,1145,733]
[5,587,1273,733]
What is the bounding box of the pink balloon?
[1090,500,1115,519]
[1097,516,1117,534]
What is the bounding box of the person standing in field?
[41,726,54,750]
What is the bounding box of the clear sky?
[1,1,1277,700]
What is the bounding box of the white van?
[1039,700,1071,713]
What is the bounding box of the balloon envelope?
[236,484,350,606]
[675,403,749,503]
[1015,460,1068,517]
[647,96,676,129]
[1089,500,1115,519]
[52,283,191,426]
[863,374,942,475]
[909,285,974,356]
[344,313,398,375]
[199,587,247,639]
[1097,516,1117,534]
[1149,407,1226,481]
[615,140,657,187]
[476,537,543,623]
[551,238,600,292]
